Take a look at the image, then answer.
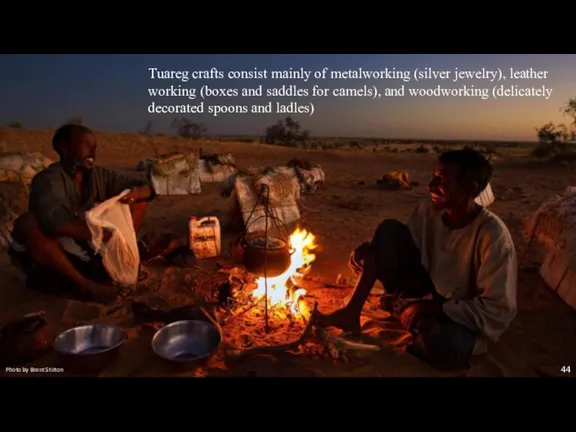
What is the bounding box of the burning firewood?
[225,302,319,359]
[225,302,380,362]
[220,226,380,363]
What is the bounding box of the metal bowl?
[53,324,126,374]
[151,320,221,366]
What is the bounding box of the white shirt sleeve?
[442,221,518,341]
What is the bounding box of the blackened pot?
[241,236,292,278]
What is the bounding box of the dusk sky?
[1,54,574,141]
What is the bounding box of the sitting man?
[10,124,156,304]
[318,148,517,370]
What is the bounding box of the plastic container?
[188,216,221,259]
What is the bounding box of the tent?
[0,152,53,185]
[147,152,201,195]
[138,152,238,185]
[0,196,18,251]
[234,168,301,234]
[198,153,237,183]
[0,152,53,250]
[525,186,576,310]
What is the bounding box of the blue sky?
[1,54,574,141]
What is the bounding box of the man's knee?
[13,213,40,240]
[372,219,408,246]
[12,213,59,247]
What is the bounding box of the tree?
[171,118,207,139]
[561,96,576,126]
[532,122,568,158]
[561,96,576,142]
[532,97,576,158]
[141,120,153,135]
[264,116,310,147]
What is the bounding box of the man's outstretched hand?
[120,186,151,204]
[348,242,373,276]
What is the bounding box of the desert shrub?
[171,117,207,139]
[414,145,429,153]
[532,96,576,159]
[483,143,497,155]
[264,117,309,147]
[532,122,568,158]
[562,96,576,124]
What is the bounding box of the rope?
[242,185,290,240]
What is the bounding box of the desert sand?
[1,127,575,378]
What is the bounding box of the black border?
[1,1,567,53]
[1,19,569,54]
[0,376,570,416]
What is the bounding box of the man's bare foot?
[315,308,362,335]
[79,281,130,304]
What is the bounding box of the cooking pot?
[231,234,293,277]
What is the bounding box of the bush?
[264,117,309,147]
[532,122,568,159]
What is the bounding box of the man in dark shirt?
[10,124,156,303]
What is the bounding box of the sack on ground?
[85,190,139,286]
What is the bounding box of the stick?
[314,326,380,363]
[199,306,224,335]
[300,203,320,213]
[217,299,258,326]
[324,283,349,289]
[192,264,211,274]
[360,310,395,323]
[225,302,318,359]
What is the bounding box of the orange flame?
[251,227,317,316]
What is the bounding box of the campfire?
[251,227,317,317]
[219,226,381,362]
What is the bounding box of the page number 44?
[561,366,571,373]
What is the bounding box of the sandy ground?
[1,128,575,378]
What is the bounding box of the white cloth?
[406,200,518,343]
[85,190,140,286]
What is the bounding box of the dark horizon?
[5,124,539,144]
